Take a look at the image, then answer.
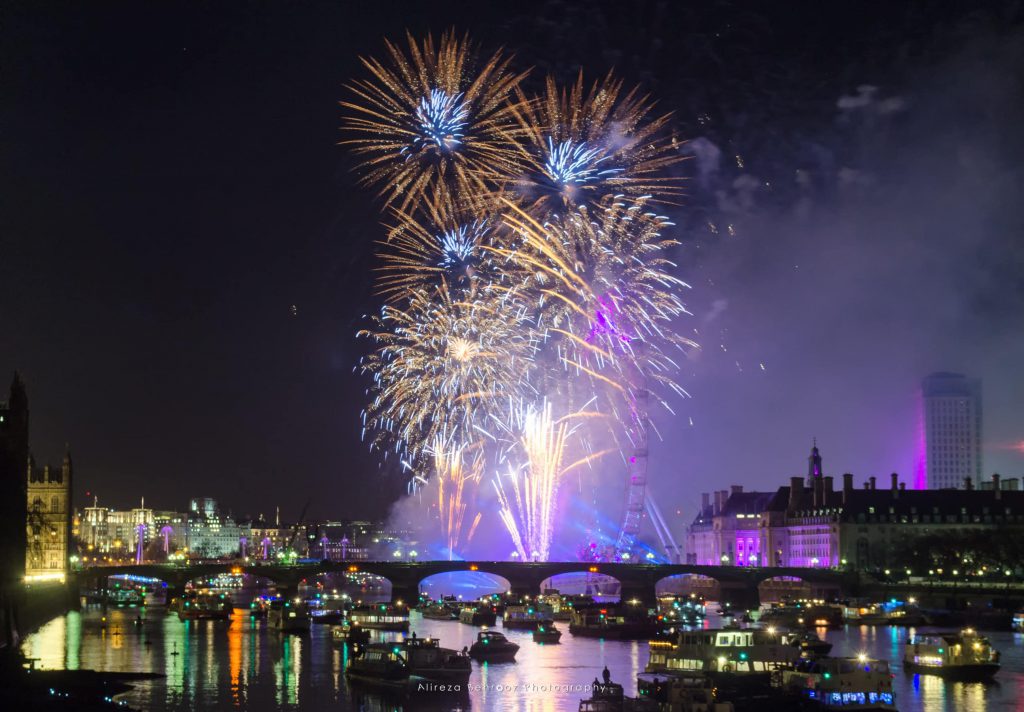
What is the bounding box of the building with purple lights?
[687,444,1022,571]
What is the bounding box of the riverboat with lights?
[503,603,554,629]
[268,598,311,633]
[568,605,663,640]
[420,599,460,620]
[331,619,371,646]
[345,643,410,688]
[174,591,231,620]
[402,636,472,683]
[779,656,896,710]
[903,629,1000,679]
[349,604,410,631]
[459,604,497,626]
[760,604,843,630]
[784,630,833,658]
[646,628,802,695]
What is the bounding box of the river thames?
[22,605,1024,711]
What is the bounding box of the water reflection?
[20,605,1024,711]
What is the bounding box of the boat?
[783,630,833,658]
[310,608,345,625]
[331,620,371,646]
[903,628,1000,679]
[538,592,594,621]
[1014,611,1024,632]
[420,599,459,620]
[578,680,636,712]
[503,603,554,629]
[637,673,734,711]
[402,635,472,683]
[760,604,843,630]
[533,619,562,643]
[247,596,271,618]
[175,591,231,621]
[842,604,890,626]
[268,598,311,633]
[646,628,801,696]
[349,604,410,631]
[568,606,663,640]
[345,643,410,689]
[779,656,896,710]
[469,630,520,661]
[459,604,497,626]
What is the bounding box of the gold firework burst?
[341,30,529,217]
[509,72,685,215]
[358,283,536,462]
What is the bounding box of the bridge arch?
[655,573,721,601]
[418,570,511,601]
[540,571,622,601]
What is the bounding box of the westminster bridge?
[78,561,862,609]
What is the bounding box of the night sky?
[3,1,1023,527]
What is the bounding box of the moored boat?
[331,619,371,646]
[268,598,311,633]
[420,599,459,620]
[783,630,833,658]
[532,619,562,643]
[402,635,471,683]
[779,656,896,710]
[469,630,519,661]
[637,673,734,711]
[345,643,410,689]
[175,591,231,621]
[903,628,1000,680]
[646,627,801,697]
[349,604,410,631]
[503,603,554,629]
[569,606,663,640]
[459,604,497,627]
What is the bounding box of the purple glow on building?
[913,387,928,489]
[733,530,760,566]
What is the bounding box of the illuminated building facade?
[26,450,73,580]
[185,497,250,559]
[919,372,982,489]
[687,444,1024,570]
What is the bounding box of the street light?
[811,558,819,567]
[721,555,730,564]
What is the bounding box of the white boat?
[904,628,1000,680]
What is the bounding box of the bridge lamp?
[621,553,631,561]
[749,554,758,565]
[393,550,402,558]
[646,552,656,560]
[811,558,819,567]
[409,551,418,559]
[721,555,730,564]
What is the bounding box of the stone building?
[26,450,73,580]
[687,443,1024,571]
